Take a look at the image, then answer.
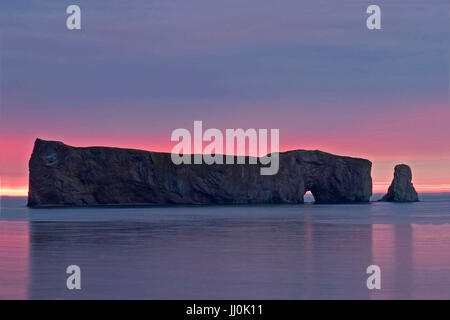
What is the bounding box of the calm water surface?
[1,194,450,299]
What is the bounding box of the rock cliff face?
[28,139,372,207]
[380,164,419,202]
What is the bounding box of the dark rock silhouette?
[28,139,372,207]
[380,164,419,202]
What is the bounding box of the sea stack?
[27,138,372,207]
[380,164,419,202]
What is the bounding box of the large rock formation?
[380,164,419,202]
[28,139,372,207]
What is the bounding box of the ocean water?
[1,193,450,300]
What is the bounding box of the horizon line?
[2,185,450,197]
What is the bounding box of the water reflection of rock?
[28,218,377,299]
[303,220,372,299]
[370,224,413,299]
[27,217,450,299]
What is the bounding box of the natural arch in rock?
[303,190,315,203]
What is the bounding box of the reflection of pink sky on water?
[410,224,450,299]
[1,219,450,299]
[0,221,29,300]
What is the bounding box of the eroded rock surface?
[28,139,372,206]
[380,164,419,202]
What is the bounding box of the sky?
[1,0,449,196]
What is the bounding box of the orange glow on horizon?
[373,184,450,194]
[0,187,29,197]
